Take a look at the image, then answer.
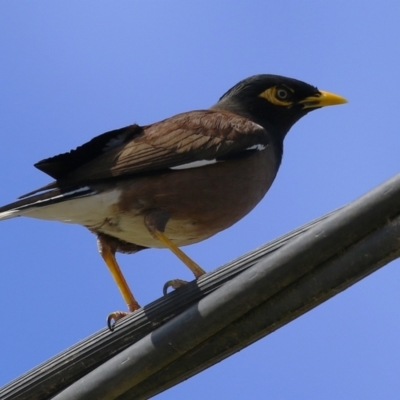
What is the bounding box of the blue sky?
[1,2,400,398]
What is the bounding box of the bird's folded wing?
[34,124,144,180]
[36,110,269,187]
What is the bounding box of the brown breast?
[101,147,277,248]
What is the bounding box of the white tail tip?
[0,209,19,221]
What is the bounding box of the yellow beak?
[300,90,348,109]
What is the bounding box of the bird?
[0,74,347,329]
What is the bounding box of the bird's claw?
[107,311,130,331]
[163,278,188,295]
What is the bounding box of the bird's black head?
[212,74,347,140]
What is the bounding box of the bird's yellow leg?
[97,236,140,329]
[144,209,206,293]
[151,229,205,278]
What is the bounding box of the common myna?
[0,74,346,328]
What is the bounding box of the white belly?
[22,189,205,248]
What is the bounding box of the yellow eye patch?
[259,86,294,106]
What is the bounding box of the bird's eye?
[259,86,293,106]
[276,87,289,100]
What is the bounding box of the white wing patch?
[170,144,266,171]
[245,144,266,151]
[170,159,218,170]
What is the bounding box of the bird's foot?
[163,278,188,295]
[107,298,141,331]
[107,311,130,331]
